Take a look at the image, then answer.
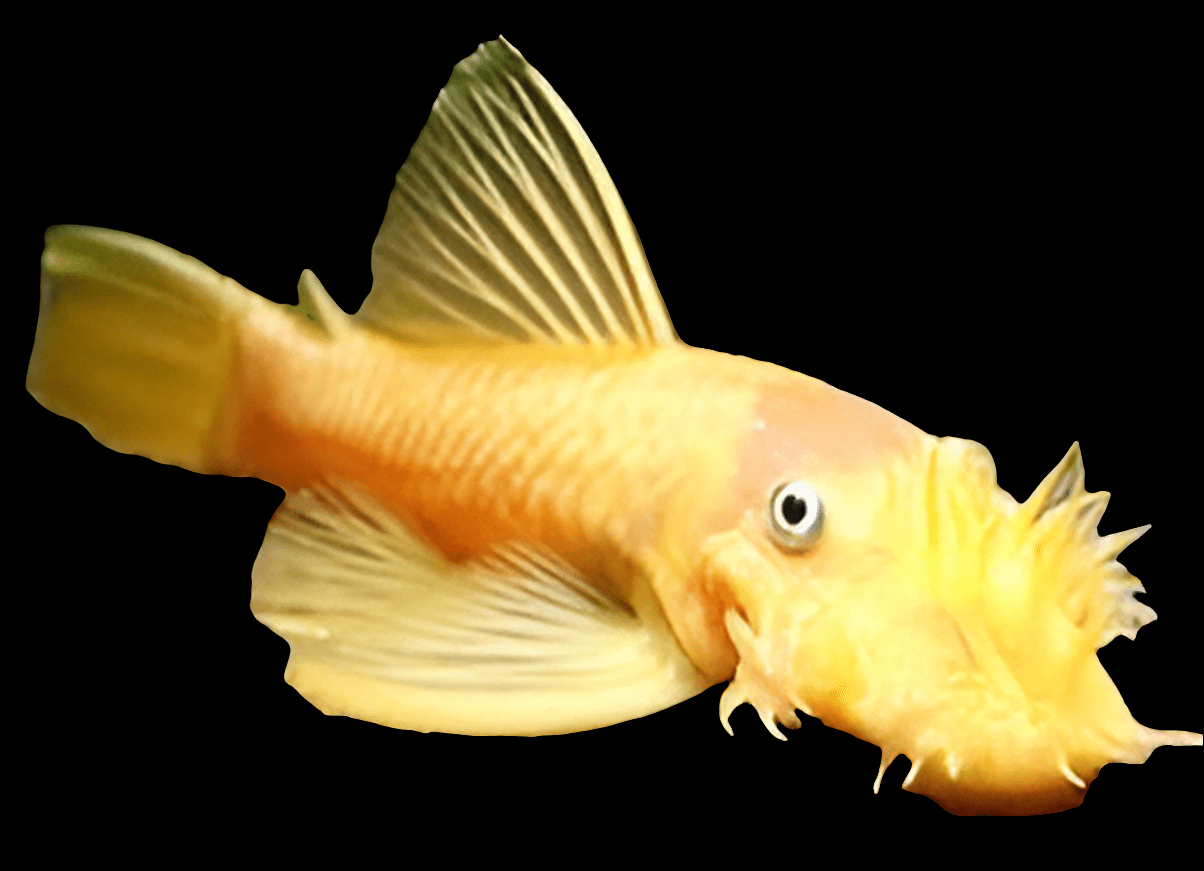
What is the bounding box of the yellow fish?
[26,37,1199,816]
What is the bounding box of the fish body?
[208,305,925,678]
[26,37,1199,815]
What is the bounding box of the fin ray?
[28,225,260,473]
[361,37,677,347]
[251,483,708,735]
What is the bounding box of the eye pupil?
[781,493,808,525]
[768,480,823,551]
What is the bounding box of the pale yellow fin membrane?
[251,482,709,735]
[360,37,677,347]
[28,225,262,474]
[292,269,349,337]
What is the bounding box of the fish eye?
[768,480,823,551]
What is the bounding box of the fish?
[25,36,1199,816]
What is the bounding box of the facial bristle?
[873,752,898,794]
[1075,490,1110,537]
[1058,755,1087,789]
[718,683,744,737]
[759,709,789,742]
[1098,524,1152,562]
[1020,442,1086,525]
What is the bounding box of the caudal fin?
[28,225,255,474]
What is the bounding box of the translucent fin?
[28,225,261,473]
[361,37,678,347]
[250,483,709,735]
[293,269,349,337]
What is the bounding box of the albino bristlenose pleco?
[27,37,1200,815]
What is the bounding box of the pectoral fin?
[250,484,708,735]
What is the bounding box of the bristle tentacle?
[718,683,744,737]
[760,709,789,741]
[1021,442,1085,525]
[1098,524,1152,563]
[873,752,898,794]
[1098,583,1157,645]
[1075,490,1110,537]
[1058,755,1087,789]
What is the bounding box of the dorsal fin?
[359,37,678,347]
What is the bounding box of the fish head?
[696,378,1198,815]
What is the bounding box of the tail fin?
[28,225,255,474]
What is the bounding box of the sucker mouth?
[711,437,1200,814]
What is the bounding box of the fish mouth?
[862,660,1202,815]
[721,580,1199,815]
[842,439,1199,813]
[715,438,1201,814]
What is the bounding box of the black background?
[13,9,1198,852]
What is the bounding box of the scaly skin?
[217,302,765,674]
[192,292,1204,813]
